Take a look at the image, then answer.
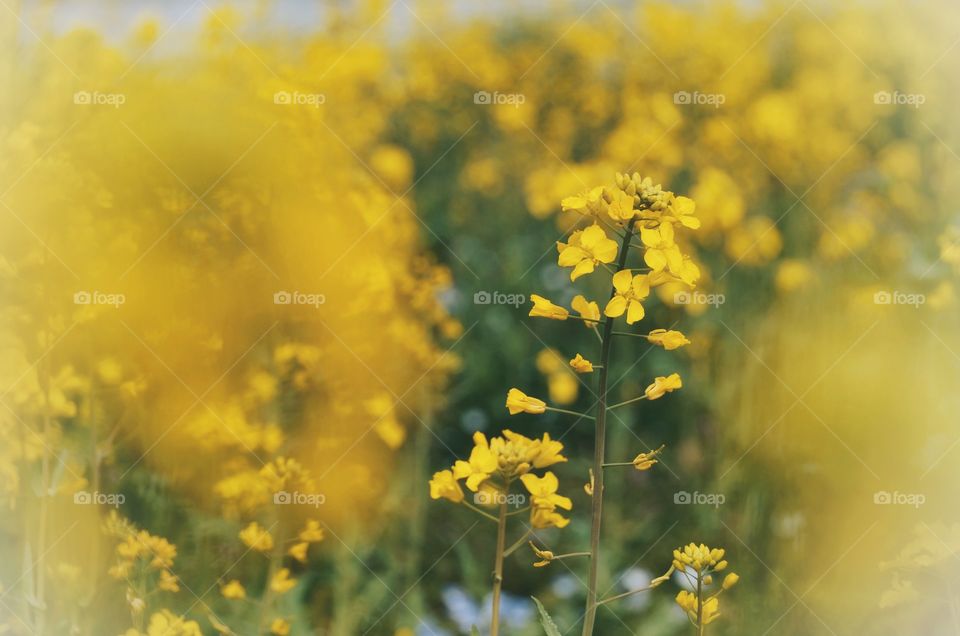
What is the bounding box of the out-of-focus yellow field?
[1,1,959,634]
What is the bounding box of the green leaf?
[531,596,562,636]
[470,626,481,636]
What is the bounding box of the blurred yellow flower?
[221,580,246,600]
[298,520,325,543]
[270,618,291,635]
[239,522,274,552]
[288,542,309,563]
[270,568,297,594]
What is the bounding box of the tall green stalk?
[581,218,636,636]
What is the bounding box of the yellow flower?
[569,354,594,373]
[644,373,682,400]
[145,610,202,636]
[298,520,324,543]
[429,469,465,502]
[520,471,573,512]
[239,522,274,552]
[529,294,569,320]
[606,189,636,222]
[530,543,555,567]
[722,573,740,590]
[675,590,720,625]
[557,225,618,281]
[270,618,291,635]
[632,445,665,471]
[505,388,546,415]
[561,186,606,216]
[604,270,650,324]
[270,568,297,594]
[647,329,690,350]
[639,223,683,273]
[288,542,309,563]
[531,507,570,529]
[529,432,567,469]
[571,294,601,326]
[158,570,179,593]
[221,580,246,600]
[452,432,498,490]
[665,195,701,229]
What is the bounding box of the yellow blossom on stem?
[604,270,650,324]
[665,195,701,229]
[270,618,291,635]
[298,520,324,543]
[606,189,637,222]
[723,573,740,590]
[453,432,498,490]
[647,329,691,350]
[239,522,274,552]
[221,580,246,600]
[429,469,465,502]
[158,570,179,593]
[557,225,619,281]
[530,543,555,567]
[571,294,601,326]
[632,445,665,471]
[270,568,297,594]
[505,388,546,415]
[529,295,569,320]
[288,541,309,563]
[640,223,683,273]
[569,353,594,373]
[644,373,682,400]
[520,471,573,512]
[561,186,606,216]
[676,590,720,625]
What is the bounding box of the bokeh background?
[2,0,960,634]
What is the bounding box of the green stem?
[502,529,532,557]
[461,501,499,522]
[544,406,594,419]
[606,395,648,410]
[490,501,508,636]
[581,217,636,636]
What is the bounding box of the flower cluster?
[672,543,739,630]
[430,430,571,529]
